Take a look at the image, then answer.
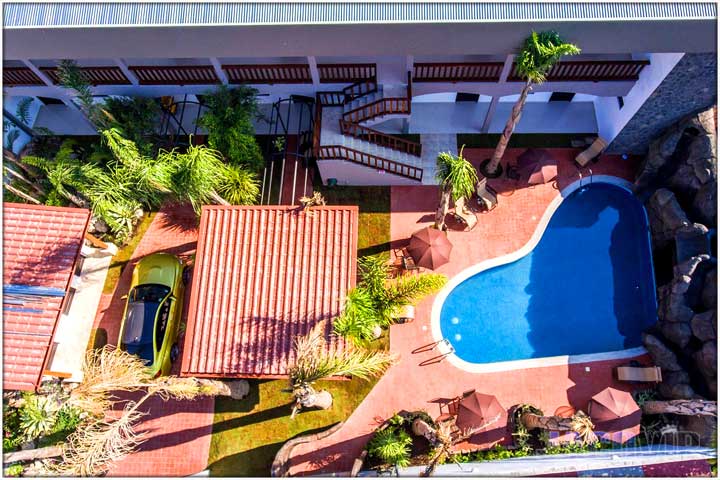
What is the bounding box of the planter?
[394,305,415,324]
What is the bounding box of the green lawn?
[206,185,391,476]
[101,212,157,294]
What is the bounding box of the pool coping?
[430,175,657,373]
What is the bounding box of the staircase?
[313,73,424,183]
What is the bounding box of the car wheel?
[182,265,192,286]
[170,343,180,363]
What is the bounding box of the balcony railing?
[3,67,45,86]
[223,64,312,84]
[342,97,410,124]
[318,63,376,83]
[507,60,650,82]
[413,62,504,82]
[317,145,422,182]
[129,65,219,85]
[41,66,130,85]
[340,120,422,157]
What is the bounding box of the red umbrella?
[407,227,452,270]
[588,387,641,444]
[516,148,558,185]
[455,392,506,433]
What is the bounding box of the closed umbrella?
[588,387,641,444]
[407,227,452,270]
[455,392,506,433]
[516,148,558,185]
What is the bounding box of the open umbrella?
[407,227,452,270]
[588,387,641,444]
[516,148,558,185]
[455,392,506,433]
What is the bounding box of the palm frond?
[516,31,580,84]
[333,288,380,344]
[382,274,447,318]
[435,148,478,202]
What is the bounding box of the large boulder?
[691,310,717,343]
[642,333,682,372]
[692,182,717,227]
[658,376,697,400]
[694,341,717,397]
[646,189,690,251]
[701,267,717,310]
[674,223,710,263]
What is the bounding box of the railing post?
[209,57,229,85]
[114,58,140,85]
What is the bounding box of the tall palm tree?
[640,399,717,417]
[520,409,597,445]
[435,146,478,231]
[482,31,580,177]
[287,323,397,418]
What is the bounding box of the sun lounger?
[400,248,419,272]
[476,177,498,212]
[454,197,478,230]
[616,365,662,383]
[575,137,608,167]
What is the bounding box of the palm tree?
[640,399,717,417]
[287,322,397,418]
[18,347,249,476]
[481,31,580,177]
[435,146,478,231]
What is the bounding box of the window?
[62,288,76,315]
[155,300,171,351]
[73,256,85,277]
[36,96,64,105]
[549,92,575,102]
[455,92,480,102]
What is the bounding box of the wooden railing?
[342,78,377,101]
[222,64,312,84]
[413,62,504,82]
[129,65,219,85]
[507,60,650,82]
[318,63,376,83]
[3,67,44,86]
[40,66,130,85]
[342,97,409,124]
[317,145,423,182]
[316,91,346,106]
[339,120,421,157]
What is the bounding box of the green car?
[117,253,187,377]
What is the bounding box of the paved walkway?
[288,149,653,475]
[92,203,216,477]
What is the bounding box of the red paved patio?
[92,203,215,477]
[287,149,655,475]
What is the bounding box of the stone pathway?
[419,133,457,185]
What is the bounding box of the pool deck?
[288,148,655,475]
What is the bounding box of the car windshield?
[121,284,171,363]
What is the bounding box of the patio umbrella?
[407,227,452,270]
[516,148,558,185]
[588,387,641,444]
[455,392,506,433]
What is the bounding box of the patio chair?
[575,137,608,167]
[453,197,478,231]
[476,177,498,212]
[616,365,662,383]
[400,248,419,272]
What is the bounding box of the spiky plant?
[19,395,60,440]
[483,31,580,176]
[368,427,413,468]
[435,146,478,230]
[288,322,396,417]
[333,288,380,344]
[56,60,110,130]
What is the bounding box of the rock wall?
[608,53,717,155]
[636,106,717,401]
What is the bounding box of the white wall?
[593,53,685,148]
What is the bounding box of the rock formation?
[637,106,717,402]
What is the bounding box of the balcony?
[507,60,650,82]
[40,66,130,85]
[128,65,219,85]
[222,64,311,84]
[318,63,376,83]
[413,62,504,82]
[3,67,44,86]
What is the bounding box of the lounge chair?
[453,197,478,231]
[400,248,419,272]
[616,365,662,383]
[575,137,608,167]
[476,177,498,212]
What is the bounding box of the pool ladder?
[578,167,594,190]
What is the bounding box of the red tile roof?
[3,203,91,391]
[181,205,358,378]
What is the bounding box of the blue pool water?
[439,182,657,364]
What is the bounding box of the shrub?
[103,96,161,155]
[197,85,264,172]
[368,427,413,468]
[19,394,59,440]
[5,463,24,477]
[3,400,23,452]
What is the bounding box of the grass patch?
[208,376,378,476]
[207,185,391,476]
[457,133,595,149]
[101,212,157,294]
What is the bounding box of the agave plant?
[19,395,60,440]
